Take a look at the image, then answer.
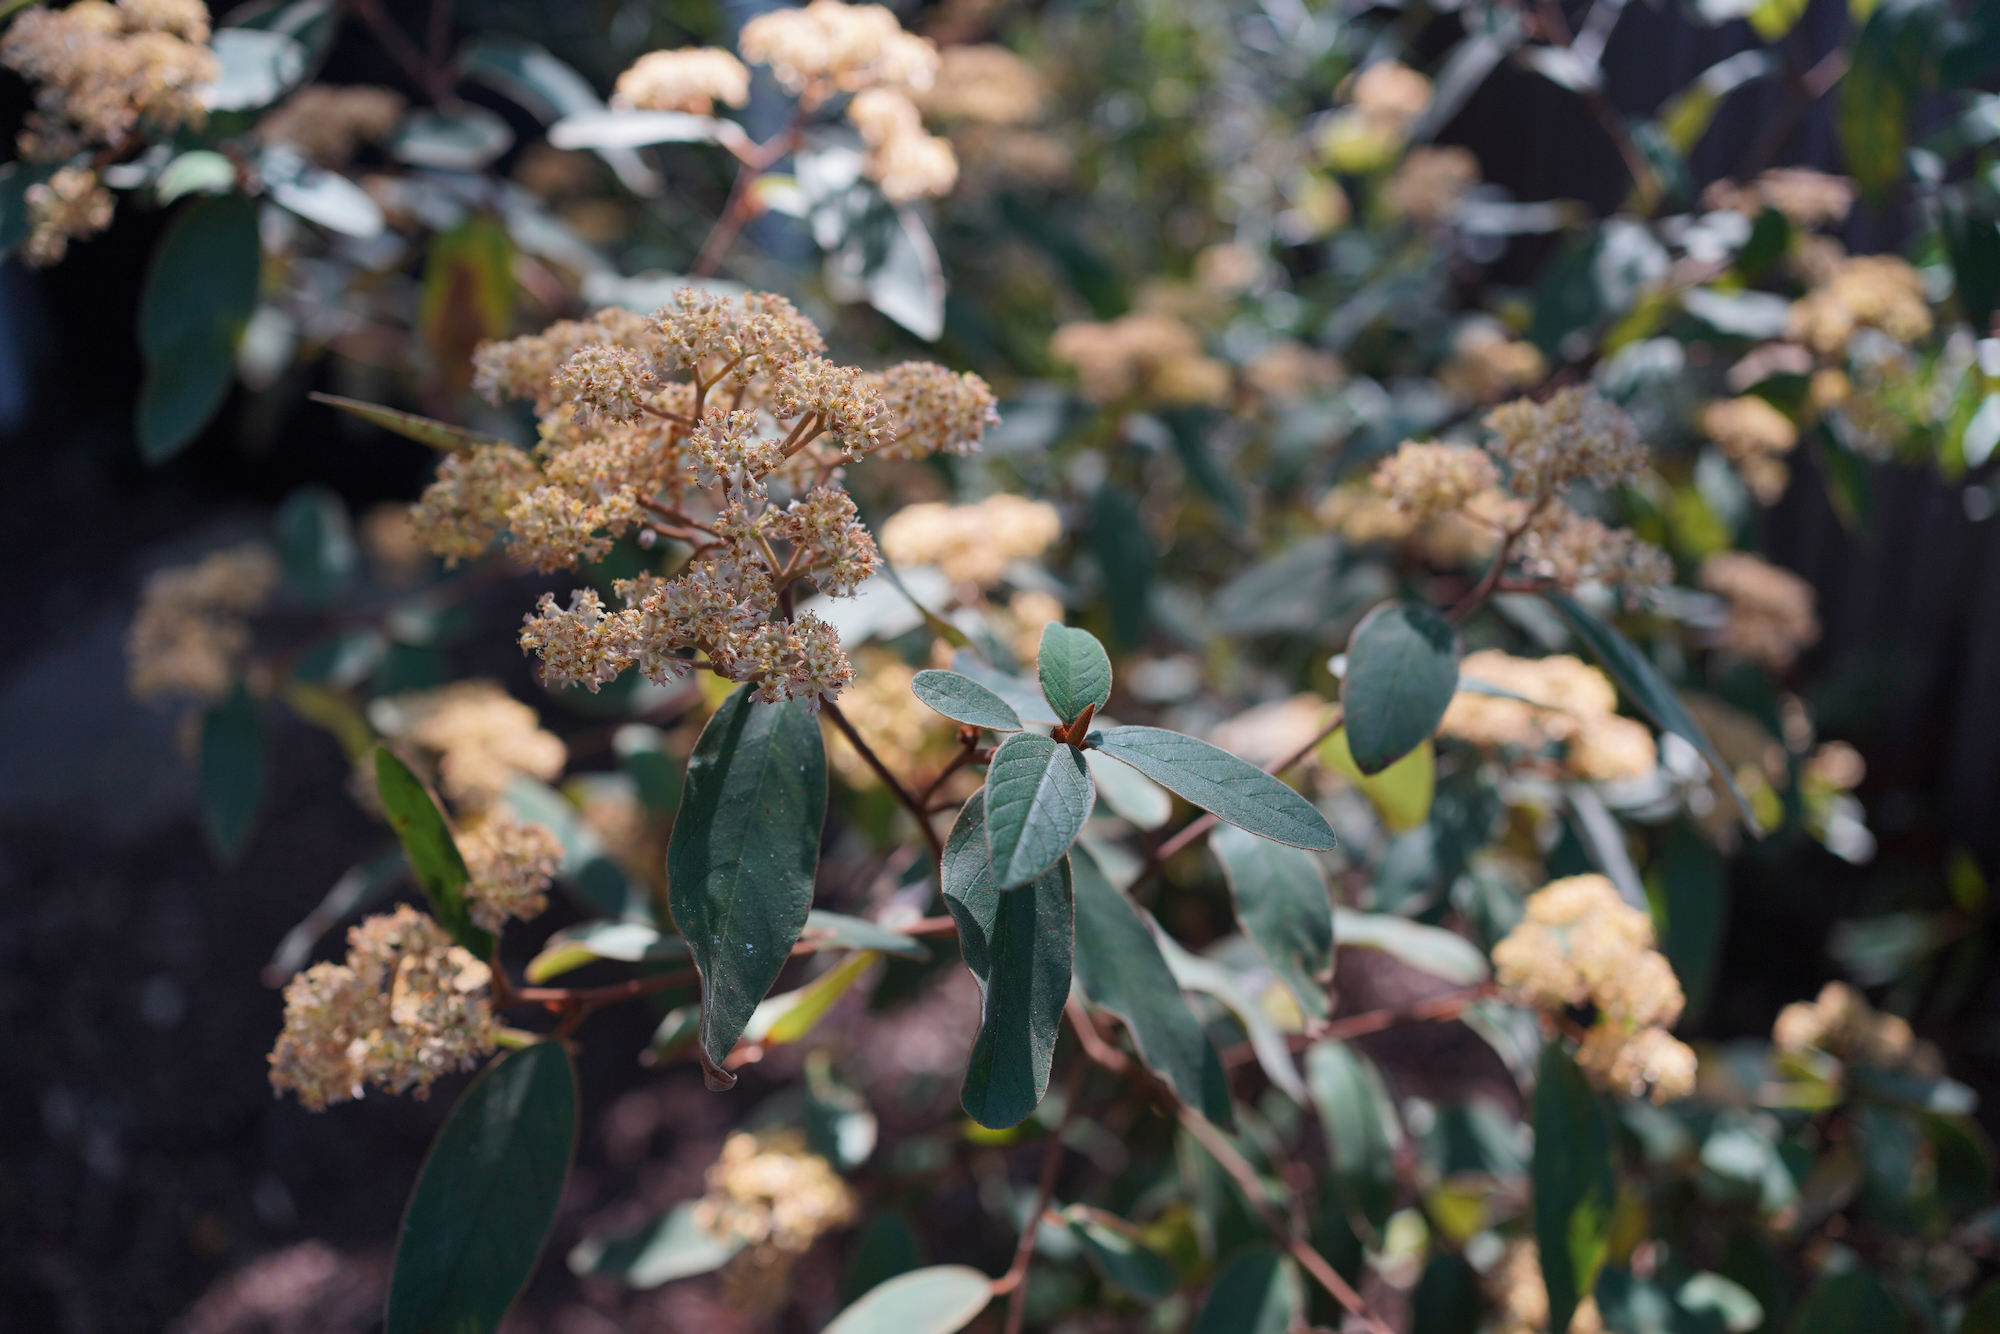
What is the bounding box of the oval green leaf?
[1545,591,1758,831]
[668,685,827,1084]
[942,800,1074,1129]
[1533,1041,1616,1334]
[138,193,260,463]
[568,1199,741,1288]
[308,391,513,454]
[1343,600,1460,775]
[1064,1207,1178,1301]
[800,910,931,960]
[200,681,266,864]
[1192,1247,1302,1334]
[1305,1041,1403,1239]
[373,746,492,957]
[983,731,1094,890]
[1071,847,1231,1124]
[1787,1268,1910,1334]
[911,669,1023,732]
[387,1042,579,1334]
[1317,726,1434,833]
[1088,726,1336,851]
[1210,825,1334,1020]
[822,1264,994,1334]
[1036,622,1112,726]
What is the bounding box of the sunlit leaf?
[568,1199,740,1288]
[1343,601,1459,775]
[911,670,1023,732]
[1088,727,1336,851]
[1036,623,1112,725]
[525,919,689,984]
[1210,824,1333,1020]
[1318,727,1434,832]
[372,746,491,957]
[942,801,1073,1129]
[747,949,879,1046]
[821,1265,994,1334]
[1084,747,1173,828]
[138,193,259,462]
[386,1043,577,1334]
[983,731,1094,890]
[668,686,826,1085]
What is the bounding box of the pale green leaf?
[983,731,1094,889]
[822,1265,994,1334]
[1088,727,1336,851]
[912,669,1023,732]
[1036,623,1112,725]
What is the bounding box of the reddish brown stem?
[822,699,945,868]
[994,1056,1086,1327]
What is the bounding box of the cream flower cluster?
[428,289,997,709]
[256,85,405,166]
[1316,60,1431,174]
[614,47,750,115]
[1773,981,1940,1076]
[23,165,113,266]
[373,681,568,809]
[738,0,937,103]
[1789,253,1933,355]
[694,1129,857,1310]
[0,0,217,163]
[126,542,280,703]
[1493,874,1695,1103]
[877,493,1063,586]
[914,44,1040,124]
[1380,145,1478,227]
[1050,311,1231,406]
[458,815,563,934]
[846,85,958,203]
[1436,322,1545,403]
[1701,395,1799,504]
[1703,167,1855,230]
[1443,650,1657,782]
[1698,552,1820,672]
[268,905,495,1111]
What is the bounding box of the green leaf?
[1088,727,1336,851]
[1083,748,1173,828]
[307,391,514,454]
[275,484,356,607]
[200,681,266,863]
[1092,484,1154,650]
[1545,592,1758,831]
[844,1211,924,1302]
[1838,0,1941,198]
[1318,727,1434,832]
[1654,822,1726,1025]
[983,731,1094,890]
[138,193,260,463]
[568,1200,740,1288]
[1411,1253,1483,1334]
[822,1265,994,1334]
[911,670,1023,732]
[1786,1269,1909,1334]
[1333,909,1490,985]
[1036,622,1112,725]
[1210,825,1333,1020]
[1192,1247,1302,1334]
[1343,601,1460,775]
[372,746,492,957]
[525,919,689,983]
[949,652,1057,724]
[1960,1279,2000,1334]
[800,910,932,960]
[668,686,827,1085]
[1071,847,1231,1124]
[501,775,644,922]
[1305,1041,1402,1239]
[1533,1041,1616,1334]
[614,723,681,813]
[748,950,878,1045]
[942,801,1074,1128]
[387,1042,578,1334]
[1063,1206,1178,1300]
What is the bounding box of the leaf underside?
[911,669,1024,732]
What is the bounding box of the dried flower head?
[878,493,1062,586]
[1050,312,1229,405]
[458,816,562,934]
[1437,322,1546,403]
[1380,145,1478,227]
[738,0,938,102]
[1,0,218,162]
[1699,552,1820,671]
[869,361,999,459]
[375,681,567,809]
[695,1128,858,1311]
[1514,504,1673,603]
[257,85,405,165]
[913,43,1039,123]
[1772,981,1938,1074]
[1701,395,1799,505]
[1490,1240,1605,1334]
[1372,441,1501,521]
[615,46,750,114]
[1484,387,1648,497]
[1243,340,1345,402]
[127,542,280,702]
[268,905,495,1110]
[22,165,113,266]
[1444,650,1657,781]
[848,87,958,200]
[1789,254,1933,355]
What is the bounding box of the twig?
[993,1057,1087,1329]
[342,0,456,107]
[689,115,808,278]
[1218,984,1498,1070]
[823,699,946,867]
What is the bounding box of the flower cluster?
[126,542,280,703]
[1484,387,1649,498]
[457,816,562,934]
[738,0,937,106]
[1443,650,1658,782]
[693,1130,857,1311]
[877,493,1063,586]
[1493,874,1696,1103]
[432,290,997,708]
[1698,552,1820,671]
[914,44,1040,124]
[0,0,218,165]
[1316,60,1431,174]
[268,905,495,1111]
[256,85,405,165]
[370,682,568,809]
[1436,322,1546,403]
[23,165,114,266]
[1050,311,1231,405]
[1242,340,1345,402]
[1371,442,1499,521]
[613,47,750,115]
[823,649,953,789]
[1703,167,1855,231]
[1788,254,1933,356]
[1380,145,1478,227]
[1773,981,1940,1075]
[846,85,959,202]
[1700,394,1798,504]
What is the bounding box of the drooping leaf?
[911,670,1023,732]
[137,193,260,462]
[568,1200,741,1288]
[1533,1042,1617,1334]
[1343,601,1460,775]
[1305,1041,1402,1239]
[1210,825,1333,1019]
[308,391,512,453]
[1786,1269,1909,1334]
[1318,726,1435,832]
[1088,727,1336,851]
[372,746,491,957]
[942,801,1073,1128]
[668,686,827,1084]
[1334,909,1489,985]
[1083,748,1173,828]
[1036,622,1113,725]
[275,484,356,607]
[386,1043,578,1334]
[1064,1207,1178,1300]
[983,731,1094,890]
[798,910,931,960]
[1154,931,1307,1104]
[1545,592,1757,829]
[200,681,266,863]
[1192,1247,1302,1334]
[525,919,690,984]
[1071,847,1232,1124]
[821,1265,994,1334]
[1092,484,1154,650]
